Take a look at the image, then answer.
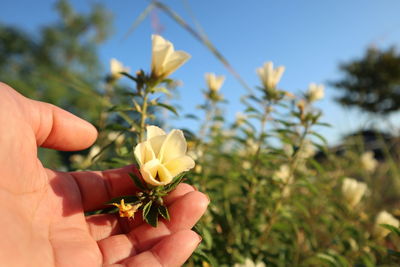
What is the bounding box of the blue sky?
[2,0,400,144]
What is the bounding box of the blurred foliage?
[0,0,112,121]
[332,47,400,115]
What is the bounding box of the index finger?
[69,165,140,212]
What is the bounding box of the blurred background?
[2,0,400,145]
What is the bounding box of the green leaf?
[143,201,152,217]
[158,205,170,221]
[143,201,159,227]
[106,195,139,205]
[151,87,171,96]
[162,172,186,193]
[121,72,137,82]
[156,102,179,116]
[128,173,148,191]
[108,104,134,112]
[381,224,400,236]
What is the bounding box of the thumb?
[26,98,98,151]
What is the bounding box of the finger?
[87,183,196,241]
[122,230,201,267]
[26,97,97,151]
[69,165,140,212]
[97,191,208,264]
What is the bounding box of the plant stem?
[139,92,149,142]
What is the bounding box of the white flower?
[307,83,324,102]
[110,58,130,79]
[107,131,125,145]
[298,139,315,159]
[374,211,399,238]
[151,35,191,80]
[283,143,294,157]
[256,61,285,90]
[234,258,266,267]
[88,145,101,160]
[205,73,225,92]
[341,178,367,207]
[134,125,195,186]
[242,161,251,170]
[274,164,293,184]
[361,151,378,172]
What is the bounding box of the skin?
[0,82,208,267]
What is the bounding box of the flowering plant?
[107,125,194,226]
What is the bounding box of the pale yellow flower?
[151,35,191,80]
[361,151,378,172]
[256,61,285,90]
[112,199,141,219]
[134,125,195,186]
[242,161,251,170]
[274,164,293,184]
[110,58,130,79]
[341,178,367,208]
[107,131,125,145]
[374,210,399,238]
[205,73,225,92]
[298,139,315,159]
[307,83,324,102]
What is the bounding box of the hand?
[0,83,208,267]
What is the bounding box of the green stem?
[246,103,271,220]
[139,93,150,142]
[257,124,311,246]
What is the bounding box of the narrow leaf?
[128,173,148,191]
[156,102,179,116]
[144,203,159,227]
[158,205,170,221]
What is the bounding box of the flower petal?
[157,164,173,183]
[140,159,164,186]
[146,125,166,140]
[163,51,191,78]
[151,34,173,77]
[158,129,187,163]
[134,141,155,166]
[164,155,195,177]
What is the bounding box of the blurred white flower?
[361,151,378,173]
[134,125,195,186]
[307,83,324,102]
[151,35,191,80]
[256,61,285,90]
[283,143,294,157]
[274,164,293,184]
[234,258,266,267]
[110,58,130,80]
[205,73,225,92]
[298,140,315,159]
[88,145,101,160]
[341,178,367,208]
[374,210,399,238]
[242,160,252,170]
[107,131,125,145]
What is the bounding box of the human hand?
[0,83,208,267]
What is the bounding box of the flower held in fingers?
[135,125,195,186]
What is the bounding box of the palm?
[0,83,207,267]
